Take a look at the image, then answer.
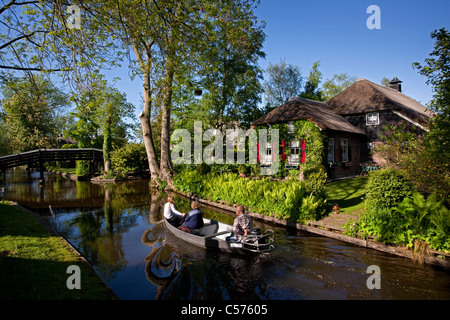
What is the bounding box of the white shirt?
[164,202,184,219]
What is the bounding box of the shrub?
[173,170,327,223]
[196,162,211,175]
[238,164,249,175]
[110,143,148,177]
[393,192,450,252]
[365,168,413,212]
[172,170,204,195]
[303,164,327,197]
[346,173,450,253]
[76,160,91,176]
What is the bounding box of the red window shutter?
[257,142,260,163]
[301,139,306,164]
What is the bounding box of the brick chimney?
[388,76,402,92]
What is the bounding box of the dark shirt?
[182,208,204,230]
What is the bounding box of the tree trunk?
[160,46,175,183]
[103,116,112,174]
[133,43,160,182]
[140,71,160,180]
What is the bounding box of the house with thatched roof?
[251,97,368,178]
[326,77,433,164]
[251,77,432,178]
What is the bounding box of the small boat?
[164,217,274,254]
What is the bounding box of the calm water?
[1,168,450,300]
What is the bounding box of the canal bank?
[175,191,450,270]
[0,200,118,299]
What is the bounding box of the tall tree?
[413,28,450,162]
[76,0,265,184]
[1,0,265,184]
[321,73,357,100]
[412,28,450,201]
[173,1,266,131]
[68,81,134,174]
[300,60,323,101]
[263,60,303,107]
[0,73,68,153]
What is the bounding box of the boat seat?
[193,220,219,236]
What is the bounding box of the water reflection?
[2,169,450,300]
[140,215,281,299]
[141,222,182,299]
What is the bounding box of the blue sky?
[109,0,450,117]
[253,0,449,105]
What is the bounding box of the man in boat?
[178,201,204,233]
[164,195,186,226]
[227,205,253,242]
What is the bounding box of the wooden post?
[39,150,44,184]
[90,149,95,177]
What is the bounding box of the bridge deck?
[0,149,103,171]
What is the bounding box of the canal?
[1,168,450,300]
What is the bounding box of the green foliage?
[196,162,211,175]
[67,81,135,174]
[321,73,357,100]
[394,192,450,252]
[293,120,325,172]
[377,120,449,205]
[254,120,325,179]
[263,59,303,106]
[76,160,91,177]
[173,170,327,222]
[0,74,69,153]
[413,28,450,160]
[303,164,327,196]
[238,164,249,174]
[172,170,204,196]
[110,143,149,177]
[346,170,450,253]
[412,28,450,203]
[170,0,266,131]
[299,60,324,101]
[364,168,413,211]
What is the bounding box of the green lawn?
[325,176,368,215]
[0,201,117,300]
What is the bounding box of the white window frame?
[262,142,272,164]
[341,138,349,162]
[327,138,335,162]
[288,139,300,164]
[366,112,379,125]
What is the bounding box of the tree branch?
[0,65,70,72]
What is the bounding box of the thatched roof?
[251,97,366,135]
[326,78,433,124]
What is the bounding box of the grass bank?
[325,176,368,215]
[0,201,117,300]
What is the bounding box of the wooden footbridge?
[0,148,103,181]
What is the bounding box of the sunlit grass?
[0,202,117,300]
[325,176,368,215]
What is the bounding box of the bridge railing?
[0,148,103,171]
